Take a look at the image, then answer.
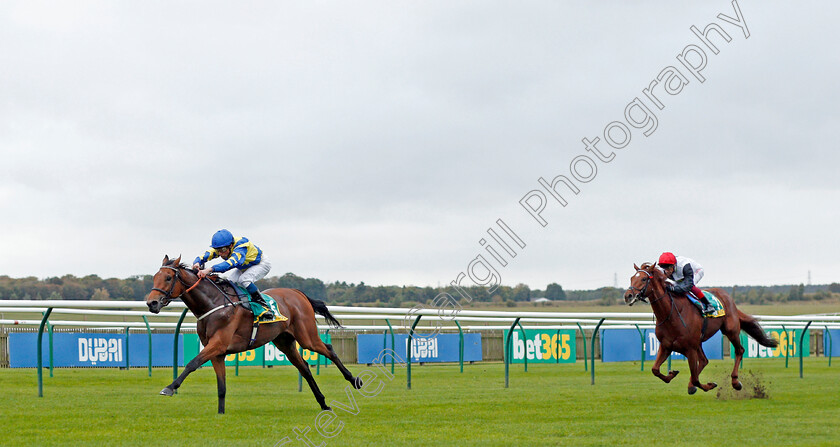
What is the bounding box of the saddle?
[687,290,725,318]
[229,283,288,324]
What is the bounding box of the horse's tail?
[296,289,343,328]
[738,310,778,348]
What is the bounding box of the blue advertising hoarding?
[826,329,840,357]
[357,333,481,364]
[9,332,184,368]
[601,328,722,362]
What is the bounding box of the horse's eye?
[165,276,172,281]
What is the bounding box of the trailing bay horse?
[624,262,777,395]
[146,255,362,414]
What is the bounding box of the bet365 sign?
[731,329,810,359]
[504,329,576,363]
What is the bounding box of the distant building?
[530,297,551,303]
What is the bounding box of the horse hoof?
[353,377,364,390]
[706,382,718,391]
[669,370,680,377]
[160,387,174,397]
[321,405,332,412]
[688,386,697,395]
[733,381,742,391]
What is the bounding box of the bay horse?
[624,262,777,394]
[145,255,362,414]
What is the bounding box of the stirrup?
[250,293,274,318]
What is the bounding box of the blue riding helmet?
[211,229,234,248]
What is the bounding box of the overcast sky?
[2,1,838,291]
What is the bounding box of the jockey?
[658,252,714,314]
[193,229,274,319]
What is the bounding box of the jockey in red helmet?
[658,252,714,314]
[193,229,274,319]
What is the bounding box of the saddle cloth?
[687,290,725,318]
[231,284,288,324]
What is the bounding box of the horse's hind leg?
[725,327,746,390]
[320,343,362,389]
[294,323,362,390]
[274,335,330,411]
[651,345,679,383]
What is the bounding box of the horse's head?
[624,262,658,306]
[146,255,188,314]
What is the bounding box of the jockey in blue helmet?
[193,229,273,318]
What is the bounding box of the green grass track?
[0,359,837,446]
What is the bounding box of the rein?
[152,265,245,320]
[636,269,687,329]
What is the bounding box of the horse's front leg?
[160,339,226,397]
[210,354,227,414]
[651,344,679,383]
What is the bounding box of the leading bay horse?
[624,262,777,394]
[146,255,362,414]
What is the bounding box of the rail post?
[504,317,521,388]
[173,308,188,385]
[37,308,53,397]
[455,320,464,373]
[515,320,528,373]
[407,315,422,390]
[47,320,54,378]
[124,327,130,371]
[325,329,331,367]
[298,344,303,392]
[782,324,789,368]
[142,316,152,377]
[591,318,605,385]
[634,325,645,372]
[799,321,812,378]
[576,323,587,371]
[384,319,395,374]
[825,326,832,367]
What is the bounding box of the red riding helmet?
[658,252,677,265]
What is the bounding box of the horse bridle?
[150,266,190,305]
[151,265,241,310]
[628,270,652,304]
[631,267,687,328]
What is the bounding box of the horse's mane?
[162,259,234,291]
[640,262,666,277]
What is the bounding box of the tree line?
[0,273,837,307]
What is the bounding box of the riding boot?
[249,290,274,319]
[700,297,715,314]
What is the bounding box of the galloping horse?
[146,255,362,414]
[624,263,777,394]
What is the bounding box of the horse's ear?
[162,255,170,265]
[634,263,640,271]
[172,255,182,266]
